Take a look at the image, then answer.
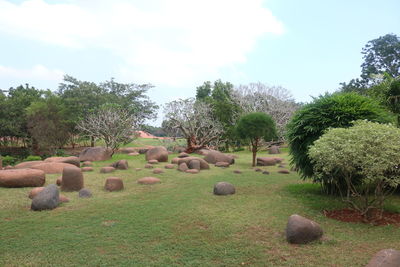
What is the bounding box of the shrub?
[308,121,400,220]
[2,155,17,166]
[236,112,277,166]
[24,155,42,161]
[286,92,393,193]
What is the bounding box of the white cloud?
[0,64,64,81]
[0,0,284,87]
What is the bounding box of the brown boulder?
[14,160,44,169]
[104,177,124,191]
[44,156,80,167]
[164,164,175,169]
[188,160,201,170]
[82,161,93,167]
[100,167,115,173]
[278,169,290,174]
[153,168,164,174]
[145,146,168,162]
[0,169,45,188]
[30,162,76,174]
[204,150,234,165]
[61,166,84,192]
[79,146,112,162]
[28,187,45,199]
[178,162,189,172]
[110,160,129,170]
[366,249,400,267]
[81,167,94,172]
[178,157,210,170]
[185,169,199,174]
[268,145,281,154]
[137,177,161,185]
[256,157,277,166]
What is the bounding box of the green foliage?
[309,121,400,219]
[236,112,277,166]
[24,155,42,161]
[287,92,393,192]
[2,155,17,166]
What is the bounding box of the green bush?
[286,92,392,193]
[308,121,400,220]
[2,155,17,166]
[24,155,42,161]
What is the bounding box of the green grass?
[1,151,400,266]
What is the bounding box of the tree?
[236,112,277,167]
[309,121,400,221]
[77,107,136,155]
[361,33,400,81]
[26,93,71,153]
[287,92,393,194]
[233,82,299,139]
[163,98,224,153]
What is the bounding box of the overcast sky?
[0,0,399,125]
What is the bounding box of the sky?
[0,0,399,125]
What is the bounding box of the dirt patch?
[324,208,400,226]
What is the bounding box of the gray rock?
[78,188,92,198]
[213,182,235,195]
[188,159,201,170]
[286,214,323,244]
[177,157,210,170]
[178,162,189,172]
[79,146,112,162]
[31,184,59,211]
[366,249,400,267]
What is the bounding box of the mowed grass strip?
[1,150,400,266]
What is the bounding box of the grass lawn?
[1,150,400,266]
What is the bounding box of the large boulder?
[31,184,59,211]
[79,147,112,162]
[118,147,137,154]
[285,214,323,244]
[61,166,84,192]
[213,182,235,195]
[188,160,201,170]
[256,157,278,166]
[178,157,210,170]
[178,162,189,172]
[104,177,124,191]
[204,150,234,165]
[29,162,76,174]
[145,146,168,162]
[44,156,80,167]
[110,160,129,170]
[366,249,400,267]
[0,169,45,187]
[137,177,161,185]
[268,145,281,154]
[14,160,44,169]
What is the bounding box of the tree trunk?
[252,149,257,167]
[90,136,95,147]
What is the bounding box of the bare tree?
[233,82,299,139]
[163,98,224,153]
[77,107,136,155]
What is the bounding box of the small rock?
[286,214,323,244]
[31,184,59,211]
[153,168,164,174]
[56,176,62,186]
[262,171,270,175]
[82,161,93,167]
[186,169,199,174]
[135,168,142,171]
[104,177,124,192]
[59,195,70,203]
[215,162,230,168]
[128,152,139,156]
[148,159,159,164]
[178,162,188,172]
[233,170,242,174]
[188,159,201,170]
[278,169,290,174]
[171,158,180,164]
[81,167,94,172]
[213,182,235,195]
[137,177,161,185]
[78,188,92,198]
[4,165,14,170]
[144,164,154,169]
[28,187,45,199]
[366,249,400,267]
[100,167,116,173]
[254,168,263,172]
[278,164,285,168]
[164,164,175,169]
[268,145,280,154]
[178,152,189,158]
[111,160,129,170]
